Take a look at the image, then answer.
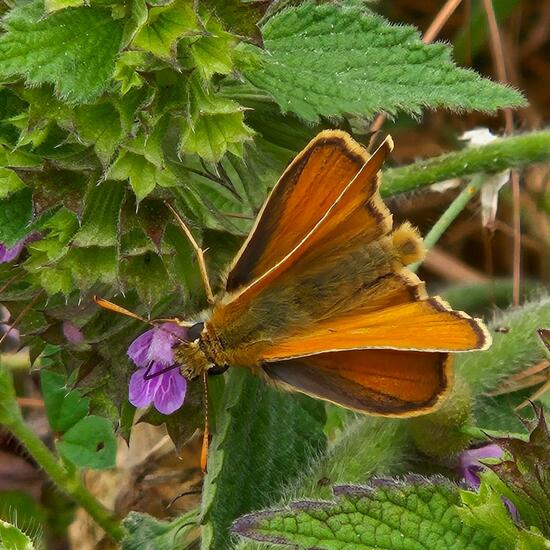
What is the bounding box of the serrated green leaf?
[57,415,116,469]
[0,188,32,247]
[113,51,148,96]
[74,102,125,165]
[0,0,123,103]
[72,181,125,248]
[201,368,326,550]
[0,168,25,199]
[122,0,148,47]
[41,371,90,433]
[120,252,172,309]
[189,13,235,80]
[63,247,118,289]
[458,476,521,547]
[44,0,83,13]
[132,0,199,60]
[0,519,34,550]
[109,151,175,202]
[246,3,526,122]
[180,109,253,163]
[233,478,501,550]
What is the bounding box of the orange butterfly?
[98,130,490,452]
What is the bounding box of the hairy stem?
[0,369,125,542]
[381,130,550,196]
[410,174,486,271]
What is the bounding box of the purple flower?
[127,323,188,415]
[0,233,39,264]
[458,443,518,520]
[0,239,27,263]
[458,443,503,489]
[62,321,85,344]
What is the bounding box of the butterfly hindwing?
[262,349,452,416]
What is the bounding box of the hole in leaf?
[96,441,105,452]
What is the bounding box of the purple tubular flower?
[458,443,503,488]
[0,240,26,263]
[127,323,188,415]
[0,233,39,264]
[458,443,518,521]
[62,321,85,344]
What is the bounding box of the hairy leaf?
[0,518,34,550]
[72,181,126,248]
[246,3,526,122]
[41,371,90,434]
[201,368,326,550]
[74,102,126,165]
[132,0,198,60]
[0,188,32,246]
[121,509,199,550]
[233,478,500,549]
[0,0,123,103]
[0,168,25,199]
[57,415,116,469]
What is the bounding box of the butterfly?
[98,130,490,447]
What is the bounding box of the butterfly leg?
[164,202,215,306]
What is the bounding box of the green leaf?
[458,476,525,548]
[0,519,34,550]
[121,509,199,550]
[233,478,500,549]
[201,368,326,550]
[109,151,175,202]
[57,415,117,469]
[74,102,126,165]
[120,252,172,309]
[41,371,90,434]
[457,296,550,433]
[246,3,526,122]
[72,181,125,248]
[0,188,32,247]
[180,79,254,162]
[132,0,199,60]
[44,0,84,13]
[0,0,124,103]
[0,168,25,199]
[189,13,235,80]
[489,408,550,534]
[63,246,118,289]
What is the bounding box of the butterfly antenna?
[0,291,44,347]
[200,371,210,473]
[93,296,187,345]
[164,201,215,306]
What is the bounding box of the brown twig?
[482,0,522,307]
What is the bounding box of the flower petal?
[153,370,187,415]
[147,323,186,366]
[0,241,25,263]
[127,328,155,367]
[128,366,161,408]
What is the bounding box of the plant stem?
[381,130,550,196]
[410,174,486,272]
[6,414,126,542]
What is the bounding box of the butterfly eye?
[188,322,204,342]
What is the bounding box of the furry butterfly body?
[173,130,491,416]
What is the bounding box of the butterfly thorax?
[174,322,228,379]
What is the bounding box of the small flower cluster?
[127,323,188,415]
